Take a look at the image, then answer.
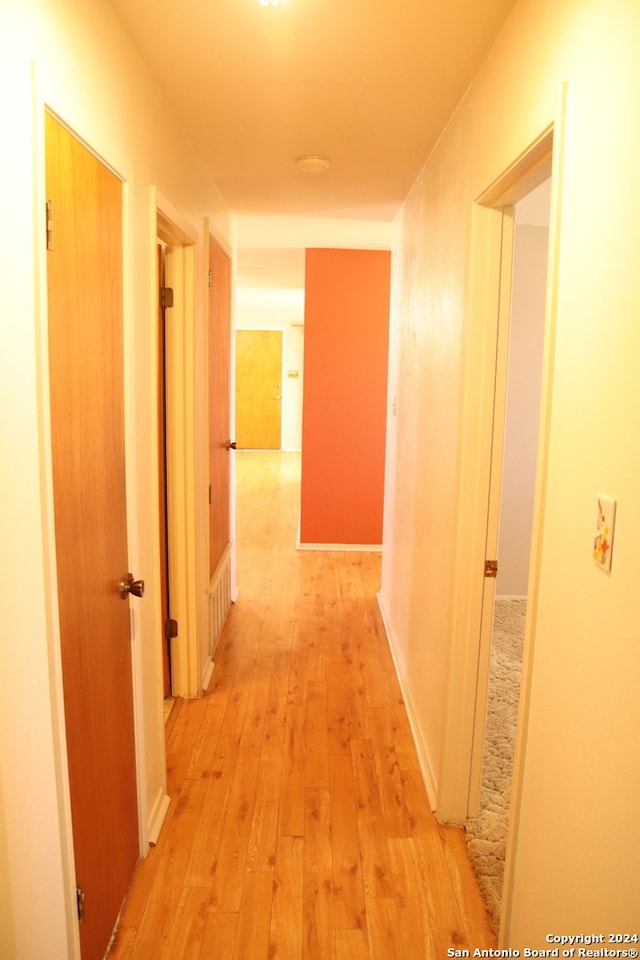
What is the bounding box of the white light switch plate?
[593,494,616,573]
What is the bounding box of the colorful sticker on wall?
[593,494,616,573]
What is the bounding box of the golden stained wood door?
[209,236,232,576]
[46,113,139,960]
[235,329,282,450]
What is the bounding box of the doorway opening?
[464,178,552,929]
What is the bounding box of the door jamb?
[154,191,201,698]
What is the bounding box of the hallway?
[107,452,495,959]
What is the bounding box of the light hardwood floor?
[107,451,495,959]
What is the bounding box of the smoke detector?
[296,155,332,174]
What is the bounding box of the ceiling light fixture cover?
[296,155,331,173]
[258,0,282,6]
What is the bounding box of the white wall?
[283,325,305,452]
[0,1,233,956]
[381,0,640,940]
[496,222,548,597]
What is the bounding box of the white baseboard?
[200,656,214,693]
[376,592,439,811]
[297,541,383,552]
[147,787,171,847]
[296,511,382,552]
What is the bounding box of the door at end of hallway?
[236,329,283,450]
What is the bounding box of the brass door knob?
[119,573,145,599]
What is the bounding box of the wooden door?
[46,113,139,960]
[236,329,282,449]
[209,237,232,576]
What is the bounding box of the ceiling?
[108,0,518,287]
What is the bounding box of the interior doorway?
[464,178,551,927]
[438,120,563,842]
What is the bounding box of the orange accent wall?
[300,248,391,545]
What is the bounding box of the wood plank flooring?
[107,451,495,959]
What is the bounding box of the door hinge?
[161,286,174,309]
[208,483,212,504]
[208,268,213,290]
[484,560,499,578]
[76,885,85,923]
[46,199,55,251]
[165,618,178,640]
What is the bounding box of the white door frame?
[155,191,203,698]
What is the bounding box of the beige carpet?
[465,597,526,932]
